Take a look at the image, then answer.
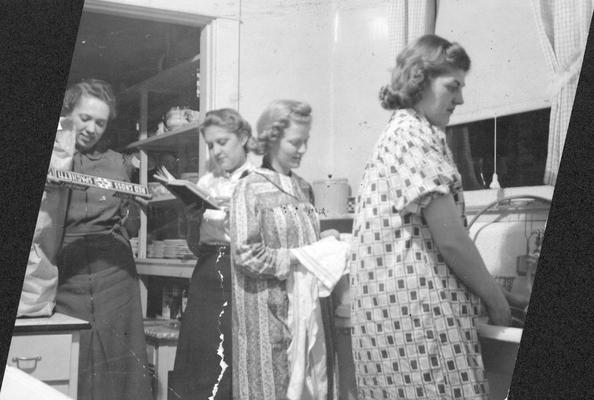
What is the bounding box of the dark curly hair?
[251,99,312,155]
[62,78,117,120]
[379,34,471,110]
[199,108,253,151]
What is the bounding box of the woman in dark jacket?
[55,79,152,400]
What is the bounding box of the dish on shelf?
[163,107,200,132]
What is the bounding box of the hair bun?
[379,85,400,110]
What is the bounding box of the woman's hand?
[130,196,149,210]
[214,196,230,209]
[501,286,531,310]
[485,286,512,326]
[45,174,64,189]
[320,229,340,240]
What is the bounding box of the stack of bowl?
[148,241,165,258]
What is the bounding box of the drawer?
[7,333,72,381]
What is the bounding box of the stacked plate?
[163,239,194,259]
[148,241,165,258]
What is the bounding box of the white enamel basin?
[478,321,523,400]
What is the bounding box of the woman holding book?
[55,79,152,400]
[171,108,255,400]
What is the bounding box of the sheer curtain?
[530,0,594,185]
[387,0,436,63]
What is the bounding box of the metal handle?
[12,356,42,371]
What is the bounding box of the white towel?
[286,266,327,400]
[291,236,350,297]
[285,236,350,400]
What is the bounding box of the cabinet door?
[7,333,72,382]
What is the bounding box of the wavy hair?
[251,99,312,155]
[379,34,471,110]
[199,108,253,151]
[62,78,117,120]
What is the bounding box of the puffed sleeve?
[381,117,461,216]
[230,178,292,280]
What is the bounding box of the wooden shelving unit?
[125,122,199,153]
[121,54,201,318]
[118,56,200,104]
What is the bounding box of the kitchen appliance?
[312,177,350,218]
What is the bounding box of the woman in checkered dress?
[349,35,512,399]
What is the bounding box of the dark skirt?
[171,246,232,400]
[55,233,153,400]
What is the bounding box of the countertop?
[13,313,90,334]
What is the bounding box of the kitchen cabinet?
[121,55,201,317]
[6,313,90,399]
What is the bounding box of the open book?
[153,166,221,209]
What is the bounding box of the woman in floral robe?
[230,100,336,400]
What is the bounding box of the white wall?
[237,0,393,192]
[237,0,335,177]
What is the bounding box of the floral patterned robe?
[230,167,334,400]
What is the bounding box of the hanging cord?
[489,117,501,189]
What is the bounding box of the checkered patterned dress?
[350,109,489,399]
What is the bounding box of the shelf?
[125,122,200,152]
[118,55,200,104]
[135,258,196,279]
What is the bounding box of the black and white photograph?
[1,0,594,399]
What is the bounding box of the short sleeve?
[381,118,460,216]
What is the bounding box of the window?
[446,109,550,191]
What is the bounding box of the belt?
[198,243,230,256]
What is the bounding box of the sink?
[478,307,526,400]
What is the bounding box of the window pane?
[447,109,550,190]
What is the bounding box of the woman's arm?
[422,193,511,326]
[230,181,300,280]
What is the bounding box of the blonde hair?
[199,108,253,151]
[250,99,312,155]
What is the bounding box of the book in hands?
[153,166,221,209]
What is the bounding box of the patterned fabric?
[230,168,325,400]
[350,108,488,399]
[530,0,593,185]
